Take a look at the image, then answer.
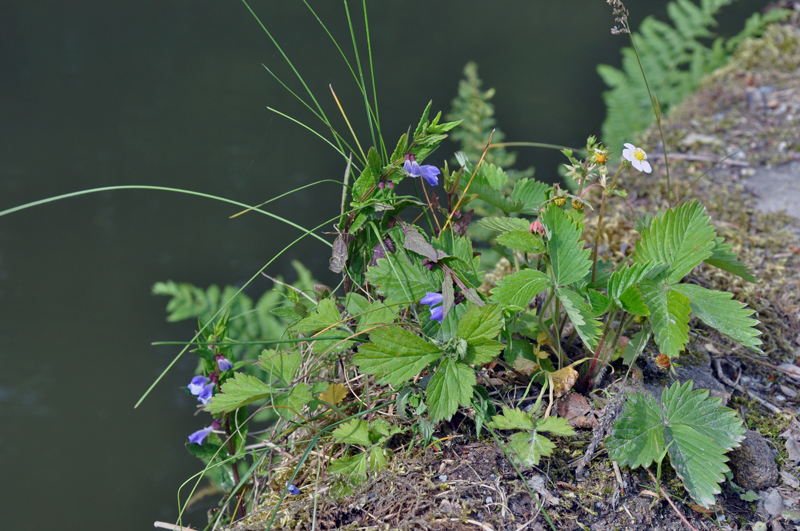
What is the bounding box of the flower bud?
[553,196,567,207]
[654,354,671,370]
[571,199,584,211]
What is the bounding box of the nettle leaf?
[607,381,745,508]
[477,217,530,233]
[458,304,505,364]
[490,269,552,310]
[510,178,550,214]
[273,383,312,420]
[345,293,397,335]
[497,230,546,254]
[640,280,691,358]
[257,349,301,387]
[426,357,476,422]
[329,453,368,477]
[557,288,601,350]
[206,373,277,414]
[670,284,762,353]
[353,326,443,387]
[704,237,757,283]
[635,201,717,284]
[290,298,342,335]
[540,204,592,287]
[366,248,441,306]
[332,419,371,446]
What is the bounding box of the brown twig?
[645,468,700,531]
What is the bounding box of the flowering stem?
[591,164,624,282]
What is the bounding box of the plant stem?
[645,468,700,531]
[225,416,246,520]
[591,164,624,282]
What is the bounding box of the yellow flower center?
[595,153,608,164]
[634,148,646,162]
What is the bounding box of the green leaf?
[391,133,407,163]
[345,293,397,335]
[332,419,371,446]
[618,285,651,316]
[414,100,433,137]
[607,381,745,508]
[507,430,556,467]
[366,248,441,306]
[607,261,668,305]
[497,230,546,254]
[640,280,691,358]
[353,326,443,387]
[477,217,530,233]
[670,284,762,353]
[257,349,301,387]
[458,304,505,364]
[426,357,476,422]
[587,289,611,317]
[704,237,757,282]
[489,269,552,310]
[540,204,592,287]
[557,288,601,350]
[273,383,312,420]
[488,407,536,431]
[622,328,652,366]
[329,453,368,477]
[290,298,342,335]
[537,416,576,437]
[740,490,760,502]
[351,166,375,204]
[186,442,223,460]
[206,373,277,414]
[510,178,550,214]
[367,147,382,182]
[368,447,388,471]
[635,201,717,284]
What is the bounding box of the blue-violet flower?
[216,355,233,371]
[188,419,222,445]
[420,291,445,322]
[188,375,210,395]
[404,153,440,186]
[288,484,300,495]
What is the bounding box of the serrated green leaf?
[290,298,342,335]
[608,381,745,508]
[366,248,441,306]
[458,304,505,364]
[391,133,407,163]
[635,201,717,284]
[477,216,531,233]
[186,442,223,460]
[622,328,652,366]
[540,204,592,287]
[489,269,552,310]
[351,166,375,204]
[510,178,550,214]
[619,284,651,316]
[704,237,757,282]
[670,284,762,353]
[345,293,397,334]
[607,261,668,304]
[206,373,277,414]
[557,288,601,350]
[497,230,546,254]
[488,407,536,431]
[640,280,691,358]
[273,383,312,420]
[537,416,576,437]
[329,453,368,477]
[368,447,388,471]
[426,357,476,422]
[508,430,556,467]
[257,349,301,387]
[367,146,382,182]
[587,289,611,316]
[332,419,371,446]
[353,326,443,387]
[414,100,432,137]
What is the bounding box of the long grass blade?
[362,0,386,160]
[230,179,346,218]
[330,85,367,162]
[343,0,376,150]
[267,107,363,166]
[489,141,579,151]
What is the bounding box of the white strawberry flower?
[622,143,652,173]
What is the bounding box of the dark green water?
[0,1,768,528]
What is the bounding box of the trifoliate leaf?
[497,230,546,254]
[290,298,342,335]
[540,204,592,287]
[488,407,536,431]
[273,383,312,420]
[329,453,368,477]
[622,328,652,366]
[607,381,745,508]
[206,372,278,414]
[477,217,531,233]
[640,280,691,358]
[635,201,717,284]
[366,248,441,306]
[557,288,601,350]
[353,326,443,387]
[670,284,762,353]
[426,357,476,422]
[507,430,556,467]
[457,304,505,364]
[257,349,301,387]
[489,268,552,310]
[537,416,576,437]
[704,237,756,283]
[332,419,371,446]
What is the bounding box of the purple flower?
[420,291,445,322]
[216,355,233,372]
[197,383,214,405]
[404,154,440,186]
[188,419,222,445]
[188,376,210,396]
[288,484,300,495]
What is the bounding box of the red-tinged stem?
[645,468,700,531]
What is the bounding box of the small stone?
[438,474,448,482]
[764,489,784,517]
[485,496,493,505]
[489,473,496,480]
[781,471,800,488]
[780,385,798,398]
[729,430,779,490]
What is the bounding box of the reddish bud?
[654,354,671,370]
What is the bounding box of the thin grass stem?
[330,85,367,162]
[343,0,376,150]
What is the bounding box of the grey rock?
[729,430,779,491]
[764,488,785,517]
[745,163,800,221]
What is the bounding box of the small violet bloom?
[287,484,300,495]
[216,355,233,372]
[404,153,440,187]
[188,374,215,405]
[622,143,652,173]
[188,419,222,445]
[420,291,445,323]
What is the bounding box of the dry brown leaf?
[319,382,347,405]
[551,366,578,397]
[555,393,599,429]
[513,357,539,376]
